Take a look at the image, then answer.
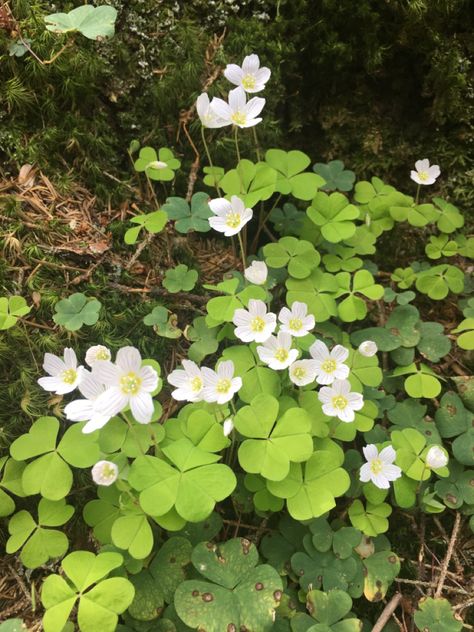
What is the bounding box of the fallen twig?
[372,593,403,632]
[435,512,462,598]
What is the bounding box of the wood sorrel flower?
[168,360,204,403]
[278,301,315,338]
[91,460,118,486]
[208,195,253,237]
[38,348,84,395]
[233,299,276,343]
[201,360,242,405]
[359,444,402,489]
[318,379,363,422]
[310,341,350,385]
[257,331,299,370]
[244,260,268,285]
[211,86,265,128]
[224,54,271,93]
[410,159,440,185]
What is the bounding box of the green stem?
[201,126,221,196]
[251,193,281,252]
[252,126,261,162]
[122,414,145,455]
[237,231,247,271]
[145,173,160,209]
[415,183,421,205]
[234,125,241,163]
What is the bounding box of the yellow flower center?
[251,316,266,332]
[275,348,289,363]
[120,372,142,395]
[293,366,306,379]
[332,395,348,410]
[216,378,232,394]
[241,74,256,90]
[321,359,337,373]
[96,349,110,360]
[289,317,303,331]
[190,376,203,392]
[370,458,383,475]
[231,111,247,126]
[418,170,429,182]
[101,463,117,480]
[61,368,77,384]
[226,212,242,229]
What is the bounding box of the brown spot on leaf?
[447,404,456,415]
[273,590,282,601]
[388,555,397,563]
[192,590,200,597]
[241,538,251,555]
[376,580,382,588]
[206,542,215,550]
[227,625,237,632]
[447,494,458,504]
[202,593,214,602]
[255,582,264,591]
[169,556,176,563]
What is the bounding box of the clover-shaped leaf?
[303,589,361,631]
[265,149,324,200]
[434,464,474,508]
[163,193,213,233]
[186,316,219,362]
[234,394,313,481]
[174,538,283,632]
[286,269,338,322]
[10,417,100,500]
[163,265,198,293]
[307,192,359,243]
[129,439,236,522]
[391,428,436,481]
[313,159,356,192]
[389,195,438,227]
[53,293,101,331]
[353,177,396,204]
[348,499,391,537]
[263,236,320,279]
[219,159,277,207]
[124,210,168,245]
[425,234,458,259]
[432,198,465,234]
[362,551,400,602]
[269,202,306,236]
[268,440,350,520]
[203,166,225,188]
[385,304,421,347]
[143,305,181,339]
[6,498,74,568]
[308,519,362,560]
[322,245,362,273]
[42,551,134,632]
[414,597,462,632]
[134,147,181,181]
[392,363,442,399]
[222,345,281,403]
[452,318,474,350]
[260,514,307,574]
[334,270,384,322]
[415,264,464,300]
[45,5,117,40]
[0,458,25,518]
[0,296,31,330]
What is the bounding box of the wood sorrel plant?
[2,51,473,632]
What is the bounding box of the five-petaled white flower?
[211,86,265,129]
[223,417,234,437]
[168,359,204,402]
[92,346,158,424]
[425,445,449,469]
[224,54,271,93]
[64,370,111,434]
[410,159,441,186]
[310,341,350,385]
[358,340,378,357]
[85,345,111,367]
[91,460,119,486]
[257,331,299,370]
[289,359,318,387]
[201,360,242,405]
[244,260,268,285]
[279,302,315,338]
[208,195,253,237]
[359,444,402,489]
[233,299,276,343]
[38,348,84,395]
[318,379,363,422]
[196,93,228,129]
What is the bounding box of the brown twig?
[435,512,462,598]
[395,577,468,595]
[433,516,464,575]
[372,593,403,632]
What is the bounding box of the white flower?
[244,260,268,285]
[196,93,228,128]
[426,445,449,469]
[289,360,318,387]
[168,359,204,402]
[38,348,84,395]
[64,370,111,434]
[208,195,253,236]
[201,360,242,405]
[85,345,111,367]
[359,444,402,489]
[224,53,271,93]
[278,302,315,338]
[358,340,378,357]
[318,379,364,422]
[232,299,276,343]
[148,161,168,170]
[92,346,158,424]
[410,159,441,186]
[257,331,299,370]
[211,86,265,128]
[223,417,234,437]
[310,341,350,385]
[91,460,119,486]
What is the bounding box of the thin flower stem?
[145,173,160,209]
[252,126,261,162]
[122,414,145,455]
[415,183,421,205]
[237,231,247,271]
[230,399,238,416]
[201,126,221,196]
[234,126,241,163]
[251,193,281,252]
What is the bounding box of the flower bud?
[244,261,268,285]
[358,340,378,357]
[85,345,111,367]
[223,418,234,437]
[426,446,448,469]
[91,460,118,486]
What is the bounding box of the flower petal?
[94,387,128,418]
[116,346,142,373]
[224,64,244,85]
[130,392,154,424]
[43,353,65,376]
